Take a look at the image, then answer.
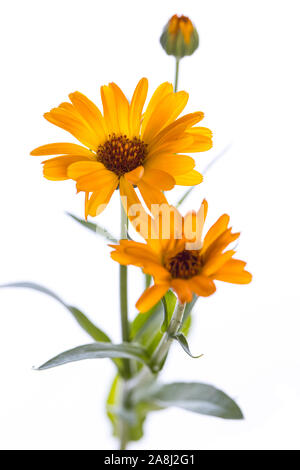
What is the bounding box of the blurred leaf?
[161,290,176,332]
[67,212,117,243]
[107,374,160,443]
[176,144,232,208]
[0,282,110,343]
[173,332,203,359]
[143,382,244,420]
[36,342,150,371]
[130,301,163,346]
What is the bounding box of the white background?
[0,0,299,450]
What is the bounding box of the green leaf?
[143,382,244,420]
[173,332,203,358]
[0,282,111,343]
[161,290,176,332]
[66,212,117,243]
[36,342,150,371]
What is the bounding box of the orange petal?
[76,168,118,192]
[42,155,91,181]
[87,180,118,217]
[69,91,107,142]
[188,275,216,297]
[202,250,236,277]
[175,170,203,186]
[171,279,193,304]
[119,177,151,239]
[67,161,105,179]
[214,259,252,284]
[204,229,240,259]
[146,154,195,176]
[100,84,120,134]
[31,143,93,157]
[136,284,169,313]
[124,166,144,184]
[202,214,230,253]
[142,168,175,191]
[138,180,168,213]
[44,109,100,150]
[149,112,204,152]
[184,126,213,152]
[129,78,148,138]
[142,91,189,142]
[141,82,173,134]
[110,82,130,136]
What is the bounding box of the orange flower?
[110,200,252,313]
[31,79,212,218]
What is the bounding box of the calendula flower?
[160,15,199,58]
[110,200,252,312]
[31,78,212,218]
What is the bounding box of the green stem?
[120,202,130,377]
[119,201,131,450]
[150,301,186,372]
[128,301,186,391]
[174,57,180,92]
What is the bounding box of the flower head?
[31,79,212,218]
[160,15,199,58]
[110,201,252,312]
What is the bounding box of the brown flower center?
[165,249,203,279]
[97,134,147,176]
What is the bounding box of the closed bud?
[160,15,199,59]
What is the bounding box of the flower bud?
[160,15,199,59]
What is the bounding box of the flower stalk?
[128,300,186,393]
[174,57,180,92]
[150,300,186,372]
[119,201,132,450]
[120,201,131,379]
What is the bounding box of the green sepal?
[173,332,203,359]
[161,290,176,332]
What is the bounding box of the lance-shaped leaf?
[66,212,117,243]
[36,342,150,370]
[142,382,244,420]
[0,282,110,343]
[173,332,203,359]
